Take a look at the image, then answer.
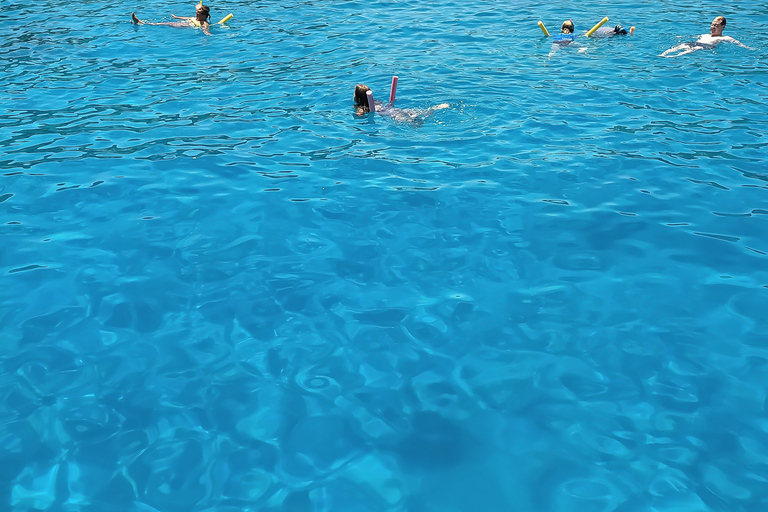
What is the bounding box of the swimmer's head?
[354,84,371,110]
[196,4,211,22]
[711,16,726,35]
[561,19,574,34]
[614,24,628,35]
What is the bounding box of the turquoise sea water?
[2,0,768,510]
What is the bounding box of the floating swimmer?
[543,20,582,58]
[132,3,232,36]
[591,24,634,37]
[553,19,576,45]
[660,16,753,57]
[353,81,449,124]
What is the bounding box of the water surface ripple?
[1,0,767,511]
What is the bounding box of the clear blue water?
[2,0,768,510]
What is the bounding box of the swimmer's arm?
[201,21,212,35]
[725,36,754,50]
[171,14,193,20]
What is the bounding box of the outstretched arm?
[723,35,754,50]
[171,14,193,20]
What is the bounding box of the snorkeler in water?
[555,19,575,44]
[547,20,582,58]
[591,24,632,37]
[353,84,449,124]
[132,3,212,35]
[660,16,753,57]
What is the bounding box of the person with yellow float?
[537,17,635,43]
[131,1,233,35]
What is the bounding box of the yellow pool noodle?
[537,21,550,36]
[217,13,233,24]
[586,16,609,37]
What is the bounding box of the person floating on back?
[132,3,213,35]
[660,16,753,57]
[353,83,449,124]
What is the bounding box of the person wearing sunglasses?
[660,16,752,57]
